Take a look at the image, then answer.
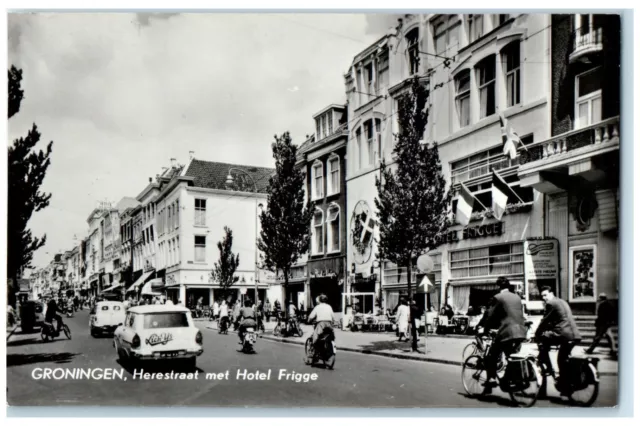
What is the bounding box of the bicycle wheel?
[274,324,282,336]
[568,363,600,407]
[461,355,487,397]
[296,325,304,337]
[304,338,313,365]
[509,358,543,407]
[462,342,479,361]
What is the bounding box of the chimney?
[149,177,152,183]
[189,151,195,160]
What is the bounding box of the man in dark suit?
[535,286,581,393]
[584,293,617,354]
[409,299,421,352]
[482,277,527,389]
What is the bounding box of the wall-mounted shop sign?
[462,222,504,240]
[438,222,505,244]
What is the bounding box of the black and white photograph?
[5,9,625,410]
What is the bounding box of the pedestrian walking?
[584,293,617,354]
[396,298,410,342]
[409,299,421,352]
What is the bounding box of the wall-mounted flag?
[499,111,528,160]
[491,170,525,220]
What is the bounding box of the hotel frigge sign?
[524,240,559,280]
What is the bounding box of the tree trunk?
[283,268,289,321]
[406,259,413,302]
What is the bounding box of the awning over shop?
[141,278,164,296]
[101,283,122,294]
[126,270,154,293]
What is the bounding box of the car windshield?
[142,312,189,329]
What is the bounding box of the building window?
[365,120,375,166]
[327,156,340,196]
[467,14,484,43]
[356,129,363,170]
[322,115,328,139]
[451,145,517,184]
[450,243,524,279]
[316,118,321,141]
[493,14,510,28]
[375,118,382,162]
[406,28,420,75]
[503,42,521,107]
[312,209,324,255]
[365,62,374,94]
[575,67,602,129]
[175,200,180,230]
[455,70,471,128]
[194,235,206,263]
[195,198,206,226]
[477,55,496,119]
[312,161,324,200]
[434,15,460,56]
[327,113,333,134]
[326,204,340,253]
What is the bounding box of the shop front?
[307,257,345,313]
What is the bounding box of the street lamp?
[225,168,263,306]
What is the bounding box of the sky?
[7,12,400,269]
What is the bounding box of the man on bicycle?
[481,277,527,391]
[535,286,581,393]
[45,298,65,332]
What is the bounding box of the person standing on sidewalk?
[584,293,617,354]
[409,299,421,352]
[396,298,410,342]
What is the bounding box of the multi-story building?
[518,14,620,315]
[297,104,349,313]
[154,155,273,307]
[413,13,551,314]
[86,202,108,296]
[344,33,393,315]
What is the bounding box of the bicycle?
[536,341,600,407]
[461,331,543,407]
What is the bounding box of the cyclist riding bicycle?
[535,286,581,394]
[45,298,65,332]
[481,277,527,392]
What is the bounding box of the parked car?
[90,301,126,337]
[113,304,203,369]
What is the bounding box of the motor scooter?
[304,326,336,369]
[241,327,257,353]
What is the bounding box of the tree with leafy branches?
[258,132,313,320]
[7,65,54,307]
[374,76,451,303]
[210,226,241,302]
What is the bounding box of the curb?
[6,324,19,341]
[203,324,617,376]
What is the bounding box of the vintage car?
[113,304,203,369]
[90,301,126,337]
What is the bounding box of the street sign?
[240,287,247,295]
[416,254,434,273]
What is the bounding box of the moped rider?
[237,299,257,344]
[307,294,335,349]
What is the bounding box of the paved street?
[7,310,617,408]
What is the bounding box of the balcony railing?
[520,116,619,165]
[573,26,603,52]
[571,26,603,63]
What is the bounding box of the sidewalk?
[203,320,618,376]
